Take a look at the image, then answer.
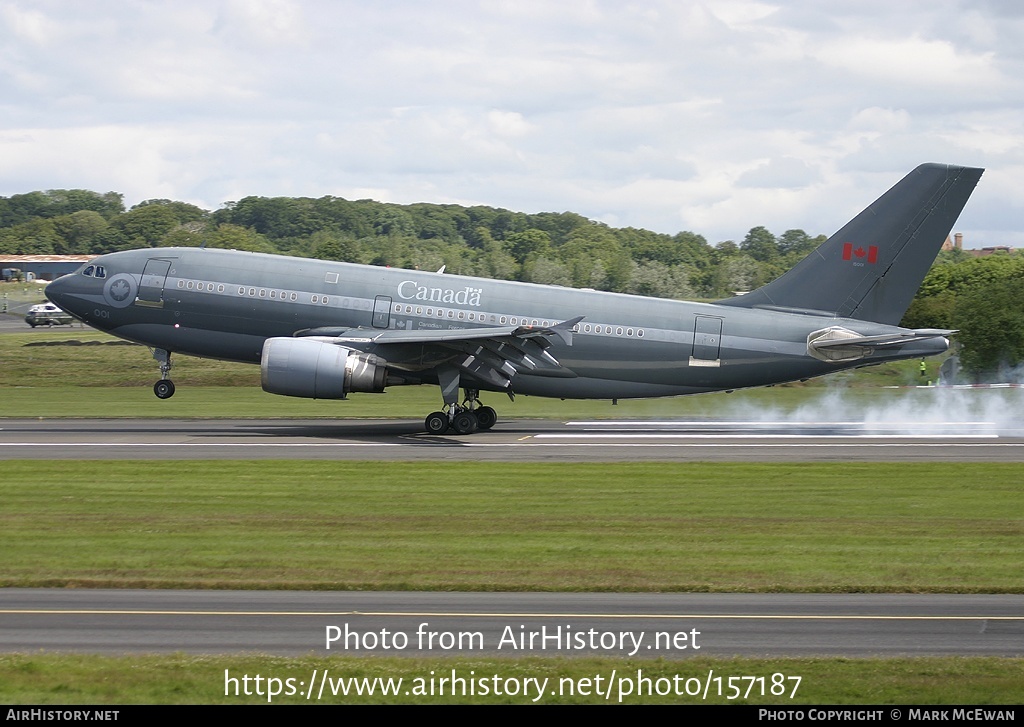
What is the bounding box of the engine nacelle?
[261,337,388,399]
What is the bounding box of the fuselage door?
[690,315,723,367]
[136,259,172,308]
[372,295,392,329]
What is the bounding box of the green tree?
[721,256,761,294]
[207,224,275,253]
[523,256,573,287]
[901,290,957,330]
[0,218,61,254]
[52,211,109,254]
[113,205,180,247]
[310,230,361,262]
[740,226,779,263]
[625,260,695,299]
[953,279,1024,378]
[133,199,208,224]
[373,207,416,238]
[777,229,819,257]
[506,229,552,263]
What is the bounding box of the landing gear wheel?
[475,406,497,430]
[451,411,479,435]
[154,379,176,399]
[424,411,449,434]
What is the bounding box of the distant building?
[970,246,1015,257]
[0,255,92,281]
[940,232,965,251]
[939,234,1016,257]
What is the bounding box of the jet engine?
[260,337,388,399]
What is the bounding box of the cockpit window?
[83,265,95,277]
[95,266,106,278]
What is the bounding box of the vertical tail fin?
[718,163,984,324]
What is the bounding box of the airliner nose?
[45,275,71,308]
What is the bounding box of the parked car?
[25,302,73,327]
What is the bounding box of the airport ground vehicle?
[25,302,73,327]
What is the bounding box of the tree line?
[2,188,1021,378]
[0,188,823,300]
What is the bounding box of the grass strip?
[1,653,1020,704]
[2,461,1020,592]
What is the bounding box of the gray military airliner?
[46,163,982,434]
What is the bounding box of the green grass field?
[2,461,1020,591]
[2,653,1020,705]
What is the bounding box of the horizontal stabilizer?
[807,326,953,362]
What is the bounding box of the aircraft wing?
[295,316,584,390]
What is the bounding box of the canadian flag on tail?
[842,243,878,264]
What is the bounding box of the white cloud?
[0,4,58,45]
[0,0,1019,247]
[812,35,1000,89]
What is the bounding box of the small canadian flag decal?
[842,243,878,264]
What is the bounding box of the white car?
[25,302,73,327]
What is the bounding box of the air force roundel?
[103,273,137,308]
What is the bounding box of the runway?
[4,413,1021,661]
[3,417,1024,461]
[2,589,1021,657]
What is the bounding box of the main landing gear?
[152,348,176,399]
[424,388,497,435]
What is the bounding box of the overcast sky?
[2,0,1021,247]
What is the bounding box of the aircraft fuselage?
[46,246,947,400]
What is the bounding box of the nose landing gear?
[152,348,176,399]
